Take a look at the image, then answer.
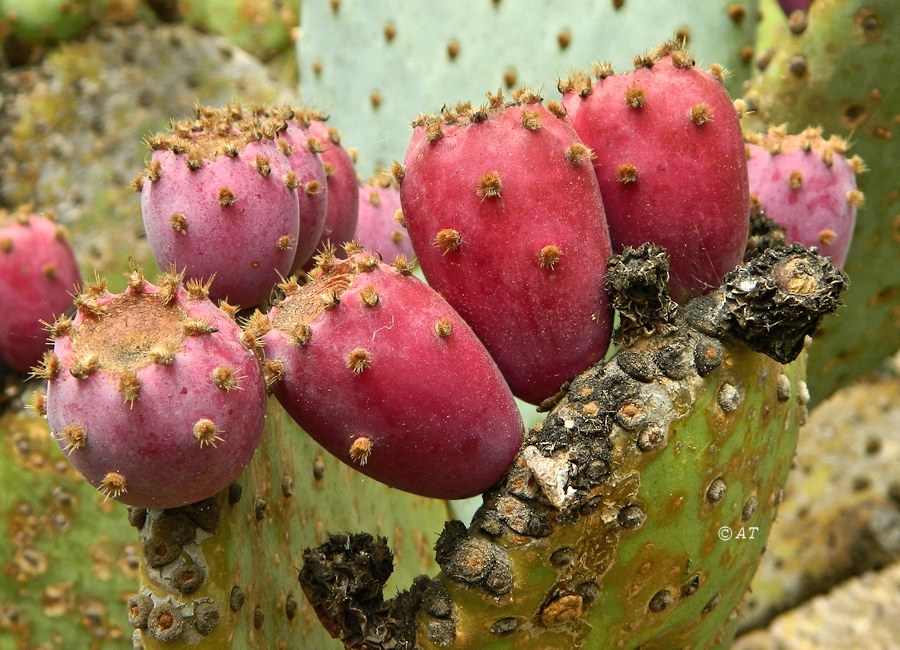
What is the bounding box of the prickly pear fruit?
[302,111,360,260]
[560,42,749,303]
[258,248,524,499]
[0,208,81,374]
[399,90,614,405]
[745,126,864,269]
[41,268,266,509]
[246,104,329,272]
[355,177,414,262]
[136,104,302,308]
[777,0,810,16]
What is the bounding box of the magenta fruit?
[244,105,329,272]
[399,90,613,404]
[273,109,329,273]
[745,126,864,269]
[355,177,414,262]
[41,268,266,509]
[257,248,523,499]
[136,104,301,308]
[560,42,749,303]
[0,207,81,374]
[302,112,360,261]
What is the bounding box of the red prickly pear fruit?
[561,42,749,303]
[41,269,266,509]
[137,103,302,309]
[0,208,81,374]
[258,251,523,499]
[399,90,614,404]
[355,178,414,262]
[745,126,863,269]
[302,112,360,262]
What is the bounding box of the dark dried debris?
[685,243,848,363]
[298,532,424,649]
[606,243,679,346]
[744,208,787,262]
[435,520,513,595]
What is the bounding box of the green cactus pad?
[179,0,299,63]
[411,334,808,649]
[0,0,92,45]
[743,0,900,403]
[297,0,760,174]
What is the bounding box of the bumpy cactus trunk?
[296,244,845,649]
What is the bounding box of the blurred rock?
[735,561,900,649]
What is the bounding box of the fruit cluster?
[5,41,861,510]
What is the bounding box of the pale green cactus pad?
[297,0,760,175]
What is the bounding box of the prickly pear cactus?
[743,0,900,402]
[298,244,847,649]
[298,0,760,172]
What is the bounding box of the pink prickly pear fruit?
[245,105,329,272]
[275,112,329,272]
[257,248,523,499]
[39,269,266,509]
[745,126,864,269]
[399,90,614,405]
[560,42,749,303]
[136,103,302,309]
[301,111,360,262]
[355,177,414,262]
[0,208,81,374]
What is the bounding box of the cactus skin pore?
[0,208,81,374]
[44,270,266,509]
[400,92,614,405]
[561,42,750,303]
[261,250,524,500]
